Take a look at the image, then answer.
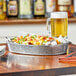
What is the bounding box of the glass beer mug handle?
[46,18,51,37]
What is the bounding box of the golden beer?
[47,12,68,38]
[51,18,68,37]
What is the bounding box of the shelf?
[0,17,76,25]
[68,17,76,23]
[0,18,46,25]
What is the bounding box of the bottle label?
[58,0,71,5]
[0,1,3,14]
[19,0,32,15]
[34,0,45,15]
[59,6,68,11]
[46,0,55,12]
[58,6,71,12]
[8,1,18,16]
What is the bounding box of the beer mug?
[47,12,68,38]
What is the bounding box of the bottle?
[18,0,33,19]
[73,0,76,17]
[56,0,72,18]
[33,0,45,18]
[46,0,56,17]
[3,0,6,18]
[0,0,6,20]
[6,0,18,18]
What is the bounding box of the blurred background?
[0,0,76,44]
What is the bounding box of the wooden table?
[0,44,76,76]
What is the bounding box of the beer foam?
[51,12,68,18]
